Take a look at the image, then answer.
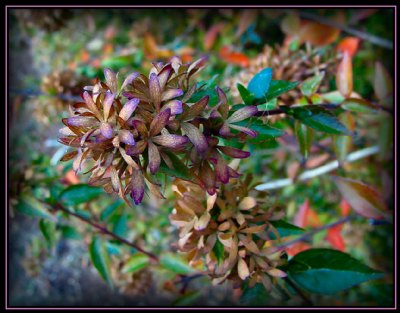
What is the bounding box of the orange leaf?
[143,32,159,59]
[64,170,80,185]
[336,51,353,97]
[337,37,360,57]
[333,176,391,220]
[326,224,346,251]
[298,20,340,46]
[285,242,311,257]
[103,43,114,55]
[80,50,90,63]
[219,46,249,68]
[340,198,351,217]
[204,23,225,50]
[294,199,322,228]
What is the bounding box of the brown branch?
[54,202,159,261]
[297,11,393,50]
[275,215,355,251]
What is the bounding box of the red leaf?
[337,37,360,57]
[326,224,346,252]
[340,198,351,217]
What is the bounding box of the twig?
[53,202,159,261]
[297,11,393,50]
[255,146,379,191]
[283,276,313,306]
[275,215,355,251]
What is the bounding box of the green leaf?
[39,219,56,248]
[121,253,150,274]
[212,239,225,265]
[270,220,305,239]
[60,184,103,206]
[158,152,191,181]
[257,98,277,111]
[240,283,269,306]
[237,83,256,105]
[265,80,299,102]
[112,213,127,237]
[294,120,313,159]
[300,73,325,97]
[287,248,384,295]
[89,237,112,287]
[60,225,82,240]
[281,106,351,135]
[173,291,201,306]
[160,253,196,275]
[15,195,53,219]
[100,201,124,222]
[342,98,379,114]
[101,55,133,69]
[247,68,273,99]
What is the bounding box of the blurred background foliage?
[8,7,394,307]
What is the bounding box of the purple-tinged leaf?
[119,98,139,121]
[219,122,231,137]
[100,122,113,139]
[66,116,97,127]
[103,92,116,121]
[180,95,209,122]
[229,124,257,138]
[119,147,140,169]
[148,141,161,175]
[132,120,148,137]
[149,108,171,137]
[126,140,147,156]
[130,170,145,205]
[200,162,216,195]
[104,68,118,94]
[215,153,229,184]
[119,130,135,146]
[187,56,208,77]
[216,87,229,119]
[162,100,183,115]
[149,73,162,109]
[152,134,189,148]
[218,146,250,159]
[83,91,102,120]
[157,64,173,90]
[161,88,184,102]
[120,72,139,92]
[227,106,258,123]
[181,122,208,154]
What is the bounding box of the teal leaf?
[212,239,225,265]
[160,253,196,275]
[280,106,351,135]
[100,200,124,222]
[89,237,112,287]
[60,184,103,206]
[270,220,305,239]
[240,283,269,306]
[60,225,82,240]
[121,253,150,274]
[15,195,53,219]
[247,68,273,99]
[265,80,299,102]
[287,248,384,295]
[112,213,127,237]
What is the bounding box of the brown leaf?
[237,258,250,280]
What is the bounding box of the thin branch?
[255,146,379,191]
[255,103,340,117]
[54,202,159,261]
[297,11,393,50]
[276,215,355,251]
[283,276,313,306]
